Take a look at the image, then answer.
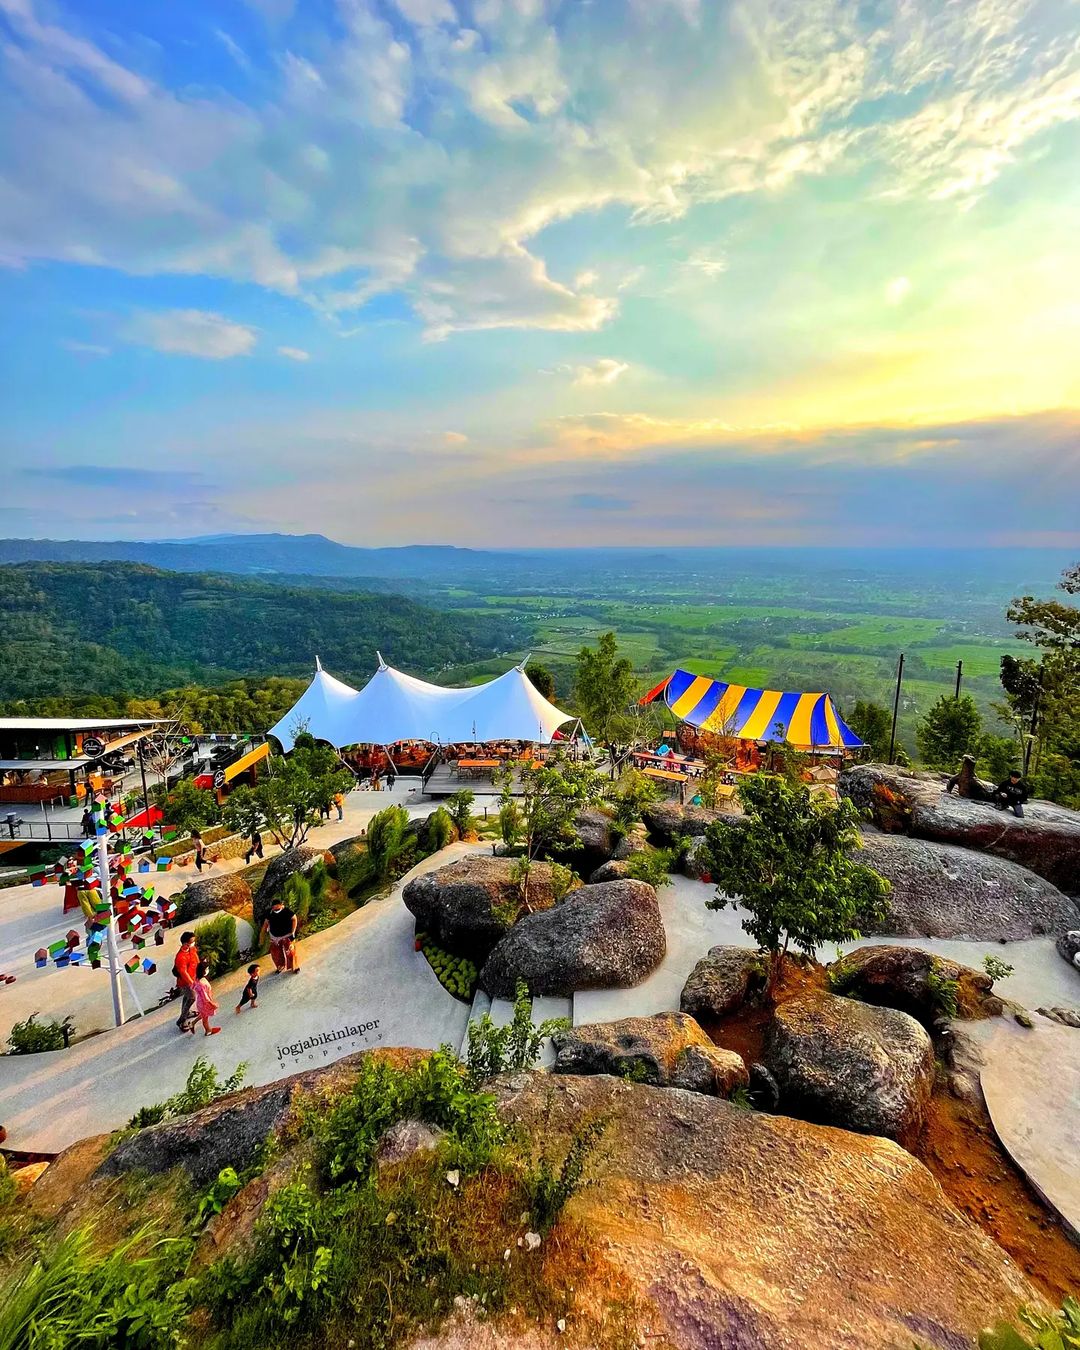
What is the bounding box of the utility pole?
[92,798,125,1029]
[1023,685,1040,777]
[888,653,905,764]
[954,659,963,699]
[137,736,151,824]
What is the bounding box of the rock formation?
[680,945,765,1020]
[401,856,568,959]
[857,831,1079,939]
[764,990,935,1142]
[176,872,253,923]
[551,1011,748,1097]
[827,944,1001,1025]
[251,844,333,929]
[480,878,666,997]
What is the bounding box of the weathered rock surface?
[545,807,618,876]
[764,990,935,1142]
[643,800,728,843]
[680,945,765,1021]
[551,1011,748,1097]
[490,1072,1034,1350]
[252,844,333,929]
[374,1118,447,1171]
[857,831,1079,940]
[841,763,1080,893]
[1056,930,1080,972]
[176,873,253,923]
[828,944,1001,1025]
[610,821,650,861]
[587,859,630,883]
[679,833,714,880]
[401,856,567,959]
[480,879,666,997]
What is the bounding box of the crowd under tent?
[640,669,864,752]
[269,656,576,753]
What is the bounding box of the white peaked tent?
[269,655,574,752]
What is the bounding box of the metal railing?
[2,819,86,843]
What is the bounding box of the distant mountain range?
[0,534,516,580]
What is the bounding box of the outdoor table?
[457,758,501,780]
[643,767,688,783]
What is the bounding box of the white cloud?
[683,248,728,277]
[572,358,630,386]
[215,29,251,74]
[885,276,912,305]
[444,430,469,443]
[124,309,258,359]
[1,0,1079,338]
[277,345,310,360]
[61,339,110,357]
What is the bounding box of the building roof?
[0,718,165,732]
[0,758,93,772]
[269,656,574,750]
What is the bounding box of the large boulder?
[401,856,568,959]
[828,945,1001,1025]
[551,1011,748,1097]
[546,807,618,877]
[480,878,666,997]
[252,844,333,929]
[492,1073,1035,1350]
[764,991,935,1142]
[1056,930,1080,972]
[841,763,1080,893]
[643,800,728,843]
[857,831,1079,940]
[680,945,766,1021]
[176,873,252,923]
[610,821,650,861]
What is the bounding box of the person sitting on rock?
[992,769,1029,818]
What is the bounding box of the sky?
[1,0,1079,548]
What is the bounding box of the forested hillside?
[0,563,523,702]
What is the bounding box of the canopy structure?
[641,669,863,751]
[269,656,575,752]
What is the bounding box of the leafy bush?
[445,790,476,837]
[498,798,522,848]
[982,954,1015,985]
[548,860,577,901]
[979,1296,1080,1350]
[623,848,674,889]
[523,1115,607,1234]
[126,1055,247,1131]
[926,960,960,1018]
[423,806,455,853]
[465,979,569,1089]
[6,1013,75,1055]
[193,1167,244,1229]
[608,768,661,837]
[193,914,241,979]
[364,804,414,880]
[417,932,478,1001]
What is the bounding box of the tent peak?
[516,653,532,673]
[376,650,387,671]
[315,655,323,672]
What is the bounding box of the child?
[235,963,260,1014]
[192,960,221,1036]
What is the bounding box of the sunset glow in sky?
[2,0,1079,545]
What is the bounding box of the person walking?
[80,807,94,839]
[334,790,345,821]
[385,767,396,793]
[192,829,212,872]
[235,963,261,1013]
[173,932,200,1032]
[245,827,264,865]
[261,899,300,974]
[192,961,221,1036]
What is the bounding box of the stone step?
[531,994,573,1069]
[459,987,491,1058]
[487,997,517,1028]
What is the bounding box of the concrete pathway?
[0,840,479,1152]
[0,784,429,1044]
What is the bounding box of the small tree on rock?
[513,754,605,908]
[573,632,637,744]
[703,775,889,991]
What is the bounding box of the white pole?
[93,799,125,1028]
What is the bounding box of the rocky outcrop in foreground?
[402,856,569,958]
[545,807,618,877]
[480,878,666,997]
[764,990,935,1142]
[643,800,730,843]
[841,763,1080,893]
[551,1011,748,1097]
[680,945,765,1021]
[858,831,1080,940]
[251,844,333,929]
[40,1050,1036,1350]
[176,873,253,923]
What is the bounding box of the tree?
[223,737,352,848]
[526,664,556,701]
[608,767,661,837]
[704,776,889,990]
[847,700,892,761]
[916,693,982,768]
[152,777,220,837]
[573,632,638,744]
[511,754,605,907]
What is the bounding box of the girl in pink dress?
[192,961,221,1036]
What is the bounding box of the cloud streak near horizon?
[1,0,1078,546]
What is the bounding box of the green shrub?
[623,848,674,890]
[548,860,576,901]
[498,798,521,848]
[465,980,569,1088]
[417,933,479,1002]
[193,1167,244,1229]
[523,1115,607,1234]
[926,959,960,1018]
[6,1013,75,1055]
[125,1055,247,1131]
[365,805,414,879]
[979,1296,1080,1350]
[445,790,476,837]
[423,806,455,854]
[982,954,1015,985]
[194,914,241,979]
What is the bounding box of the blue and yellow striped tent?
[642,669,864,750]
